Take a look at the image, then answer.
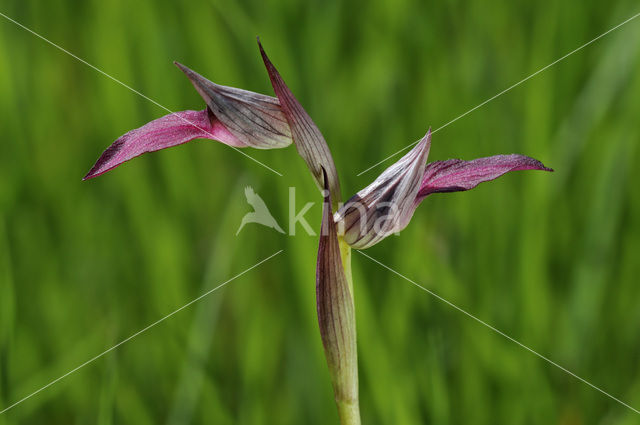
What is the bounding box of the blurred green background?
[1,0,640,423]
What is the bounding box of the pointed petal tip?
[525,157,554,173]
[82,167,96,181]
[82,168,108,181]
[258,39,269,63]
[174,61,196,79]
[409,128,431,155]
[173,61,188,74]
[418,128,432,149]
[257,39,274,72]
[174,62,207,92]
[411,128,432,165]
[173,62,210,91]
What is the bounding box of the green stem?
[337,398,361,425]
[339,237,354,295]
[336,237,361,425]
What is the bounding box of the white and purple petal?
[175,62,292,149]
[335,131,431,249]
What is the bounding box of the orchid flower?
[334,132,552,249]
[85,39,552,425]
[83,62,292,180]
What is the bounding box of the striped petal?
[85,63,295,180]
[416,154,553,201]
[258,40,342,208]
[335,131,431,249]
[175,62,292,149]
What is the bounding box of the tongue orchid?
[85,40,552,425]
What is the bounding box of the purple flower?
[83,62,292,180]
[335,133,552,249]
[85,39,552,425]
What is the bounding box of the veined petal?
[84,109,237,180]
[258,40,342,207]
[316,170,358,415]
[416,154,553,201]
[335,131,431,249]
[175,62,292,149]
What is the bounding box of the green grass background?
[1,0,640,423]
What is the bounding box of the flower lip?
[416,154,553,201]
[82,109,232,180]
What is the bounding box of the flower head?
[85,39,553,425]
[83,62,292,180]
[335,136,552,249]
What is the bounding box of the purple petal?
[175,62,292,149]
[416,154,553,201]
[83,109,238,180]
[258,40,342,207]
[335,131,431,249]
[316,169,359,413]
